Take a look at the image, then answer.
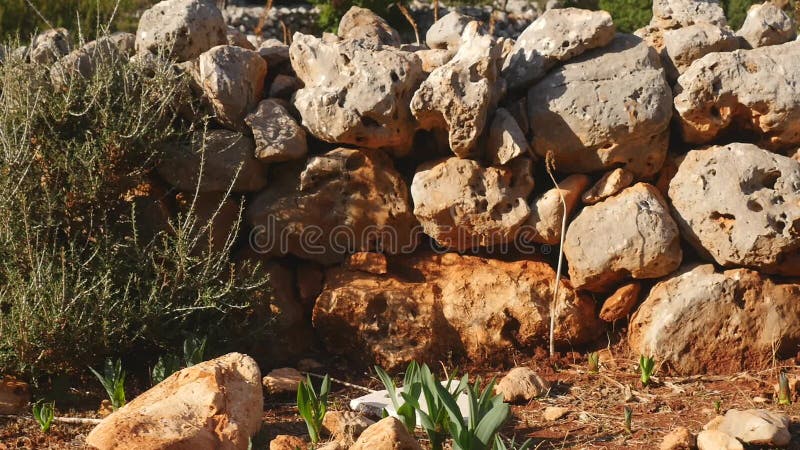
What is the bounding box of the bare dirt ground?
[3,347,800,449]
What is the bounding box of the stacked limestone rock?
[36,0,800,375]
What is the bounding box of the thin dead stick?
[396,3,420,46]
[434,0,440,22]
[0,414,102,425]
[304,372,376,393]
[254,0,274,36]
[545,151,567,357]
[23,0,55,30]
[280,20,291,45]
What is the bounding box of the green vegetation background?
[1,0,758,40]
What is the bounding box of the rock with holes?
[737,2,796,49]
[157,130,267,193]
[564,183,682,292]
[495,367,550,403]
[199,45,266,131]
[30,28,72,65]
[247,148,417,264]
[502,8,615,91]
[660,23,739,82]
[425,12,473,52]
[411,23,504,158]
[485,108,531,165]
[416,48,453,72]
[313,252,602,370]
[338,6,401,46]
[527,34,672,177]
[673,41,800,149]
[521,174,590,245]
[629,264,800,374]
[245,99,307,162]
[86,353,262,450]
[668,143,800,276]
[651,0,727,29]
[582,168,634,205]
[290,34,424,155]
[135,0,227,62]
[410,157,534,251]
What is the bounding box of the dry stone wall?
[33,0,800,375]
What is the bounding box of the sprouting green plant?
[32,400,55,433]
[151,353,182,385]
[435,377,510,450]
[639,355,655,387]
[778,372,791,406]
[89,358,126,410]
[623,406,633,434]
[375,361,421,432]
[714,399,722,415]
[400,364,467,450]
[588,352,600,374]
[183,335,207,367]
[494,435,534,450]
[296,374,330,444]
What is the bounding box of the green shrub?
[0,0,152,41]
[0,34,273,378]
[596,0,651,32]
[722,0,755,29]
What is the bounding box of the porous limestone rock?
[599,282,641,322]
[673,41,800,149]
[651,0,727,29]
[660,426,696,450]
[697,430,744,450]
[416,48,454,72]
[495,367,550,403]
[737,2,796,49]
[485,108,531,165]
[199,45,266,131]
[247,148,417,264]
[660,23,738,82]
[313,252,602,370]
[527,34,672,177]
[157,130,267,193]
[245,99,307,162]
[581,168,634,204]
[86,353,262,450]
[30,28,71,65]
[425,11,473,51]
[410,157,534,251]
[290,33,424,155]
[350,417,422,450]
[338,6,401,46]
[717,409,791,447]
[262,367,303,395]
[668,143,800,276]
[323,411,375,445]
[270,435,308,450]
[629,264,800,374]
[135,0,227,62]
[564,183,682,292]
[411,23,504,158]
[521,174,589,245]
[502,8,615,91]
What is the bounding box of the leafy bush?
[722,0,755,29]
[596,0,651,32]
[0,33,273,378]
[0,0,152,40]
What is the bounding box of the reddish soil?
[3,348,800,449]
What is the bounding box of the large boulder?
[411,23,504,158]
[668,143,800,276]
[245,99,307,162]
[157,130,267,193]
[564,183,682,292]
[629,264,800,374]
[247,148,417,264]
[527,34,672,177]
[290,34,424,155]
[86,353,262,450]
[502,8,615,91]
[135,0,227,62]
[673,41,800,149]
[660,23,738,82]
[410,157,534,251]
[338,6,401,46]
[313,252,602,370]
[198,45,267,131]
[737,2,796,49]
